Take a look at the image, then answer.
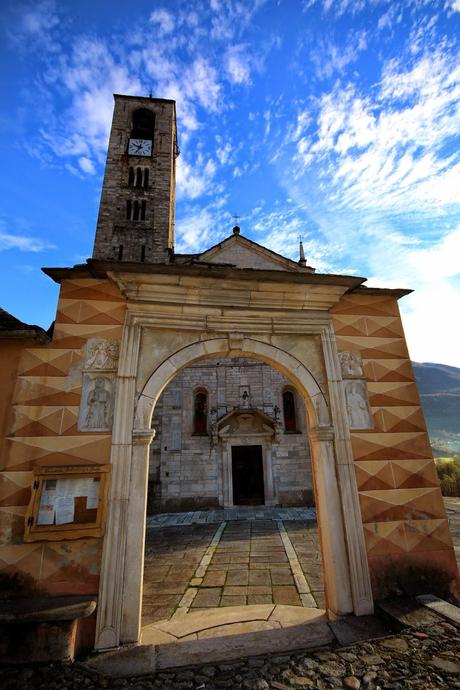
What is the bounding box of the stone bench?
[0,595,97,663]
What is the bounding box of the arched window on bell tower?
[193,389,208,435]
[282,388,298,432]
[131,108,155,141]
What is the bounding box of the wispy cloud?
[149,8,175,36]
[293,48,460,215]
[0,228,54,253]
[311,30,368,79]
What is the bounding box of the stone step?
[86,605,333,676]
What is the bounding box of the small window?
[133,200,140,221]
[128,167,134,187]
[143,168,149,188]
[118,245,124,260]
[193,390,208,434]
[135,167,142,188]
[283,390,297,432]
[126,200,132,220]
[141,200,146,220]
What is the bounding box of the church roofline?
[351,285,413,298]
[42,258,365,289]
[41,260,412,299]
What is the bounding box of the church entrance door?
[232,445,265,505]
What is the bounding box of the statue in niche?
[345,381,371,429]
[85,377,111,429]
[241,389,250,408]
[85,339,119,370]
[339,351,364,379]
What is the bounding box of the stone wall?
[148,357,313,512]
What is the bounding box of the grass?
[435,456,460,496]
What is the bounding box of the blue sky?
[0,0,459,365]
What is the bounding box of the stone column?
[94,318,140,650]
[321,325,374,616]
[309,427,353,615]
[121,429,155,643]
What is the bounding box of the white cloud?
[225,45,252,84]
[216,142,233,165]
[0,231,53,253]
[149,8,175,35]
[176,155,217,199]
[449,1,460,12]
[364,228,460,366]
[175,202,230,253]
[311,30,368,80]
[294,49,460,215]
[78,156,96,175]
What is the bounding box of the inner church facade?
[148,357,312,512]
[0,93,458,656]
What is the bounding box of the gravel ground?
[2,619,460,690]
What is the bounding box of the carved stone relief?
[84,338,119,371]
[344,380,372,430]
[78,374,114,432]
[339,351,364,379]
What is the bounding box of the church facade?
[149,356,312,512]
[0,94,458,656]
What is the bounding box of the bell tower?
[92,95,178,263]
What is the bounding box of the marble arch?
[95,330,373,650]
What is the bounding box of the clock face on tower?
[128,138,152,156]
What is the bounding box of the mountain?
[412,362,460,455]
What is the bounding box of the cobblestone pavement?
[4,619,460,688]
[142,512,323,625]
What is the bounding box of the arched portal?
[95,334,373,650]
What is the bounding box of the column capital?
[310,426,335,442]
[132,429,155,445]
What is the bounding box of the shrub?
[435,456,460,496]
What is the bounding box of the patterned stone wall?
[331,291,458,597]
[0,278,125,596]
[149,357,312,511]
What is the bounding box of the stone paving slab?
[140,605,331,670]
[142,513,324,626]
[146,506,316,527]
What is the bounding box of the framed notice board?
[24,465,110,542]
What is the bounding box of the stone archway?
[95,333,373,650]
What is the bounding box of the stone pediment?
[198,234,313,272]
[217,409,276,437]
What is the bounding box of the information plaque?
[25,465,109,541]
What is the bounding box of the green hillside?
[412,362,460,455]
